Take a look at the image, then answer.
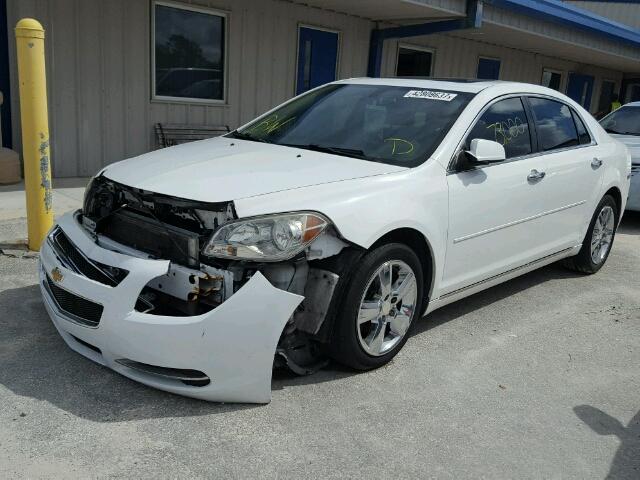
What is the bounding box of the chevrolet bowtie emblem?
[51,267,64,283]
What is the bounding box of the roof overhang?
[293,0,640,73]
[288,0,467,21]
[485,0,640,48]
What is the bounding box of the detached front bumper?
[39,211,303,403]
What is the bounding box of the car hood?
[610,134,640,164]
[102,137,406,202]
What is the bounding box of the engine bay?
[80,175,354,374]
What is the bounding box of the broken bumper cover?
[39,211,303,403]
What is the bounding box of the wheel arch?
[370,227,435,312]
[603,186,622,221]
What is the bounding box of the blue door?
[296,27,338,95]
[566,73,594,110]
[477,57,501,80]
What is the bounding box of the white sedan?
[600,101,640,211]
[39,79,631,403]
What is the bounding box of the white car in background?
[600,102,640,211]
[39,79,630,403]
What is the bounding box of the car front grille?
[44,273,104,327]
[49,227,127,286]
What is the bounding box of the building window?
[396,45,433,77]
[476,57,500,80]
[153,2,226,103]
[541,69,562,91]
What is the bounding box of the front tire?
[564,195,618,274]
[329,243,424,370]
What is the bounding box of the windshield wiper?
[285,143,371,160]
[228,130,271,143]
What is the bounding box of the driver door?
[441,96,554,295]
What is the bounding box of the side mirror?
[465,139,506,164]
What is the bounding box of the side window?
[528,98,579,151]
[571,110,592,145]
[466,97,532,159]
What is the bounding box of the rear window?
[528,97,579,151]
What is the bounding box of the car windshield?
[600,106,640,136]
[231,83,475,167]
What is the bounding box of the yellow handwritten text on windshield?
[384,137,415,155]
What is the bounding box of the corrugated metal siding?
[6,0,372,177]
[403,0,466,15]
[5,0,636,177]
[566,1,640,30]
[379,32,623,112]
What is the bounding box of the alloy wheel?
[590,205,615,265]
[356,260,418,357]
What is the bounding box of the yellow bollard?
[15,18,53,250]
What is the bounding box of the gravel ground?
[0,213,638,479]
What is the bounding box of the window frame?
[395,43,435,78]
[540,68,564,92]
[151,0,229,105]
[448,93,597,174]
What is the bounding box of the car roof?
[622,101,640,108]
[333,78,589,111]
[335,77,503,93]
[334,77,564,94]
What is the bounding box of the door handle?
[527,169,546,182]
[591,157,603,169]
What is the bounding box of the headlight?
[202,212,330,261]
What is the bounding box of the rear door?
[443,96,551,294]
[525,96,604,249]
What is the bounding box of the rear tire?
[329,243,424,370]
[564,195,618,274]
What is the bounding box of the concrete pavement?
[0,177,87,245]
[0,212,638,479]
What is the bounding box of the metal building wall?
[5,0,636,178]
[6,0,373,177]
[567,1,640,30]
[380,31,623,107]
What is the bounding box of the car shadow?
[574,405,640,479]
[619,210,640,235]
[412,262,583,336]
[2,211,638,421]
[0,285,259,421]
[0,261,597,421]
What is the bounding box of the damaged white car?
[39,79,630,403]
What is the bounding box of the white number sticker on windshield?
[403,90,458,101]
